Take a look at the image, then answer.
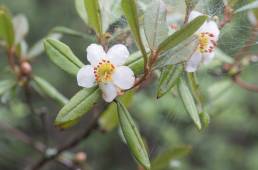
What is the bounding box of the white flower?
[185,11,220,72]
[77,44,135,102]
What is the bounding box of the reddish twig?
[219,5,233,29]
[232,74,258,93]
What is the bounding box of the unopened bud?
[74,152,87,163]
[20,61,32,75]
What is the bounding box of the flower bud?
[20,61,32,75]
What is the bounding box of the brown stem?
[30,109,103,170]
[132,50,159,89]
[219,5,233,29]
[232,74,258,93]
[7,46,17,72]
[0,122,77,170]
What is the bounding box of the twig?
[232,74,258,93]
[219,5,233,29]
[0,121,45,152]
[7,46,18,73]
[30,109,102,170]
[0,121,79,170]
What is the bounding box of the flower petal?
[188,11,207,34]
[112,66,135,90]
[206,21,220,40]
[100,83,118,102]
[107,44,129,66]
[77,65,96,88]
[203,51,215,64]
[86,44,106,66]
[185,52,202,72]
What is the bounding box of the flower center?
[198,32,217,54]
[94,59,115,83]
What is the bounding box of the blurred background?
[0,0,258,170]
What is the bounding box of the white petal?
[86,44,106,66]
[206,21,220,40]
[100,83,118,102]
[189,11,203,22]
[77,65,96,88]
[188,11,207,34]
[112,66,135,90]
[185,52,202,72]
[203,52,215,64]
[107,44,129,66]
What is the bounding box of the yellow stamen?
[94,59,115,83]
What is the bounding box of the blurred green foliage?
[0,0,258,170]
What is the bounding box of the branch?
[232,74,258,93]
[219,5,233,29]
[30,108,103,170]
[0,121,79,170]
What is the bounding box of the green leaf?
[116,99,150,170]
[187,72,203,105]
[121,0,147,57]
[50,26,94,41]
[178,78,201,130]
[84,0,102,35]
[235,1,258,13]
[157,64,183,98]
[151,145,192,170]
[32,76,68,106]
[0,9,15,48]
[155,35,198,68]
[199,112,210,128]
[187,73,210,128]
[27,33,62,59]
[99,91,134,131]
[99,0,123,31]
[75,0,88,24]
[55,87,101,128]
[158,15,207,53]
[44,38,84,76]
[143,0,168,50]
[126,51,145,75]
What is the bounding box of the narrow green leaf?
[0,9,15,48]
[27,33,62,59]
[75,0,88,24]
[99,91,134,131]
[157,64,184,98]
[125,51,144,75]
[84,0,102,35]
[235,1,258,13]
[178,78,201,130]
[151,145,192,170]
[116,99,150,170]
[143,0,168,49]
[199,112,210,128]
[187,73,210,128]
[187,72,203,105]
[50,26,94,41]
[44,38,84,76]
[32,76,68,106]
[155,35,198,69]
[55,87,101,128]
[158,15,207,53]
[121,0,147,57]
